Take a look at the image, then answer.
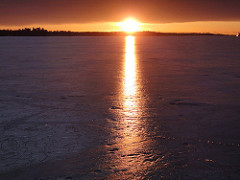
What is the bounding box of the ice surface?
[0,36,240,179]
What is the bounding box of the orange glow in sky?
[1,0,240,35]
[1,21,240,35]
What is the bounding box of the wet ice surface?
[0,36,240,179]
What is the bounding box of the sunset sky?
[0,0,240,34]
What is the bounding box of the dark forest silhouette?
[0,27,225,36]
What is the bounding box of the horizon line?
[0,28,234,36]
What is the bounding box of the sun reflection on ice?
[124,35,138,116]
[122,35,142,148]
[106,35,152,177]
[117,35,146,169]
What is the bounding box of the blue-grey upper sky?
[0,0,240,25]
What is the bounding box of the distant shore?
[0,28,228,36]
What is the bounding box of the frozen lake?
[0,36,240,179]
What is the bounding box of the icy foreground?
[0,36,240,179]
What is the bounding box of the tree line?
[0,28,224,36]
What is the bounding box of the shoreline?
[0,30,229,37]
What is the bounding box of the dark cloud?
[0,0,240,25]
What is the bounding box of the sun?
[119,18,141,33]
